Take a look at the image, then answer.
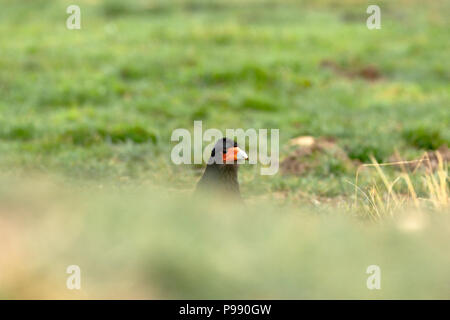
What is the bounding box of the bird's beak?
[235,147,249,161]
[224,147,248,163]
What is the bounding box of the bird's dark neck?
[197,163,240,196]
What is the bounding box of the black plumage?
[196,138,248,197]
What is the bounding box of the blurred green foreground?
[0,177,449,299]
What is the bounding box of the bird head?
[208,138,248,165]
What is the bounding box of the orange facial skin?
[223,147,240,163]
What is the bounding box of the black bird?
[196,138,248,197]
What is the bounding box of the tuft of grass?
[201,65,276,86]
[100,0,171,17]
[345,137,392,163]
[0,125,36,141]
[239,95,280,112]
[352,151,448,220]
[100,0,141,17]
[58,126,158,146]
[403,126,447,150]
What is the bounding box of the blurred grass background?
[0,0,448,197]
[0,0,449,299]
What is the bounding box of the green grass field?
[0,0,449,299]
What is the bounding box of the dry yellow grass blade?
[353,151,448,217]
[370,156,401,207]
[434,152,448,206]
[354,156,429,208]
[420,151,449,209]
[401,173,419,208]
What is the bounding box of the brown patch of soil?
[388,145,450,172]
[320,59,382,81]
[281,136,353,175]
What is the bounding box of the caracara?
[196,138,248,197]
